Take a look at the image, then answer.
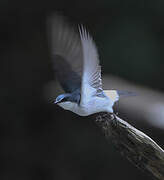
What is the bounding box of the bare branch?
[95,113,164,180]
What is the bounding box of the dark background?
[1,0,164,179]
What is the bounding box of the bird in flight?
[49,15,132,116]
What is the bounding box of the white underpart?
[58,90,119,116]
[58,95,114,116]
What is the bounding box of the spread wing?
[48,15,83,93]
[79,26,103,105]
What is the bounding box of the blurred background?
[1,0,164,179]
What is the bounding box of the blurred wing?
[48,15,83,93]
[79,26,103,105]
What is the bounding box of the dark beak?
[54,100,58,104]
[53,98,59,104]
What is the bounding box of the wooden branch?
[95,113,164,180]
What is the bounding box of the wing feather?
[48,16,103,99]
[79,25,103,105]
[48,15,83,93]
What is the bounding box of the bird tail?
[104,90,136,103]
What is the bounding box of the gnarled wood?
[95,113,164,180]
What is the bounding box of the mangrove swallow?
[49,15,132,116]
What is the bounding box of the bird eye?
[60,97,67,103]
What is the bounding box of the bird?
[48,15,133,116]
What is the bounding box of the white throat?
[58,101,76,111]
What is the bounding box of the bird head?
[54,94,71,104]
[54,93,77,112]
